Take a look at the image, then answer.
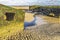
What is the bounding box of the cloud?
[0,0,60,6]
[0,0,38,5]
[38,0,60,6]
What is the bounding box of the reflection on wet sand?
[24,12,59,29]
[24,13,48,29]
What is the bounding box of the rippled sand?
[3,23,60,40]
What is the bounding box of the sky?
[0,0,60,6]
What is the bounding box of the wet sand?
[24,12,60,29]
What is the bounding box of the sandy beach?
[24,12,34,22]
[25,12,59,23]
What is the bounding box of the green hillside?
[0,4,25,39]
[30,5,60,9]
[0,4,25,27]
